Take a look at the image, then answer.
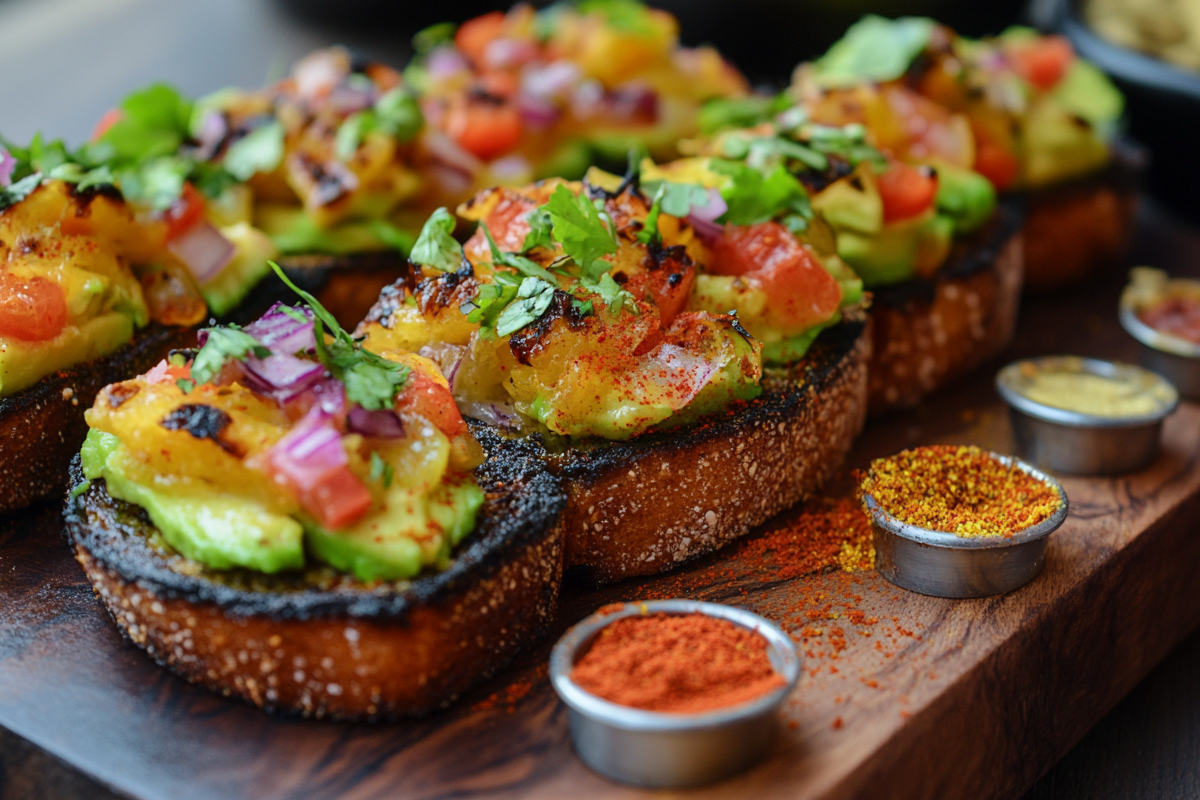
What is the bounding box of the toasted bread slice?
[2,256,406,515]
[62,437,565,720]
[867,199,1024,415]
[1022,140,1146,293]
[0,325,196,515]
[470,314,870,585]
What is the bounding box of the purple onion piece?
[347,406,405,439]
[167,221,236,285]
[244,303,316,355]
[0,149,14,188]
[518,95,561,129]
[689,188,728,222]
[687,214,725,244]
[243,352,324,393]
[426,47,469,80]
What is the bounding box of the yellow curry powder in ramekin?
[858,445,1064,538]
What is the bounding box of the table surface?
[1,1,1199,798]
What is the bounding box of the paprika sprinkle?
[859,445,1063,538]
[570,612,786,713]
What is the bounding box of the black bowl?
[1045,0,1200,222]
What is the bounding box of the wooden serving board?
[3,210,1200,800]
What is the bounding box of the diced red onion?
[243,353,324,400]
[346,406,405,439]
[426,47,469,80]
[571,80,605,118]
[268,418,347,491]
[423,131,482,177]
[458,399,522,431]
[418,343,467,391]
[244,303,316,356]
[167,221,236,285]
[606,84,658,121]
[522,61,581,100]
[488,154,533,182]
[518,94,561,129]
[0,148,14,188]
[192,111,228,160]
[688,188,727,222]
[327,84,377,115]
[484,38,537,70]
[645,343,719,410]
[293,49,346,102]
[687,215,724,244]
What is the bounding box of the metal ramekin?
[996,357,1179,475]
[549,599,800,789]
[864,453,1069,599]
[1120,305,1200,400]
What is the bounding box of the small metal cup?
[549,600,800,789]
[1120,305,1200,400]
[996,357,1179,475]
[864,453,1069,599]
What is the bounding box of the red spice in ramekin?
[569,612,786,713]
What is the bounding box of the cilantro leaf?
[94,83,193,166]
[812,15,935,87]
[698,96,775,135]
[223,121,284,181]
[0,172,42,213]
[637,179,710,245]
[369,451,395,488]
[410,207,462,271]
[461,281,520,338]
[116,156,191,211]
[577,0,656,34]
[579,272,638,316]
[189,326,270,387]
[335,88,423,161]
[545,184,617,280]
[710,160,811,227]
[495,277,558,337]
[268,262,410,410]
[413,22,456,54]
[521,206,555,253]
[482,224,559,282]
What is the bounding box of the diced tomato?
[163,183,207,240]
[455,11,506,66]
[708,222,843,331]
[1010,36,1074,92]
[395,370,466,437]
[973,137,1020,192]
[90,108,123,142]
[623,262,695,328]
[877,162,938,224]
[446,99,523,161]
[299,466,373,530]
[478,72,519,99]
[0,272,68,341]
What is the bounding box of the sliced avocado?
[80,429,305,573]
[811,171,883,235]
[0,312,135,398]
[304,478,484,582]
[934,162,996,234]
[761,313,841,366]
[201,222,278,317]
[837,212,953,287]
[655,333,763,431]
[1052,60,1124,128]
[256,205,394,255]
[1022,99,1111,188]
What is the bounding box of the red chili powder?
[570,612,787,713]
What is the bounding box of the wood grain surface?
[1,209,1199,800]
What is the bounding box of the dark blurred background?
[0,1,1197,798]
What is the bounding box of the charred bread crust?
[230,252,408,328]
[470,315,870,585]
[1022,140,1147,292]
[866,198,1025,415]
[0,324,195,515]
[62,440,566,720]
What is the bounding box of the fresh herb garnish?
[579,272,638,316]
[482,224,559,282]
[335,88,423,160]
[577,0,656,34]
[88,83,193,166]
[545,184,617,280]
[710,159,812,227]
[812,15,935,86]
[188,326,271,387]
[268,262,410,410]
[369,451,395,488]
[520,206,555,253]
[223,121,285,181]
[495,277,557,337]
[0,172,43,213]
[461,276,521,338]
[412,21,456,54]
[636,180,709,246]
[410,207,463,271]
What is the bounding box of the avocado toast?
[357,174,868,583]
[63,272,566,718]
